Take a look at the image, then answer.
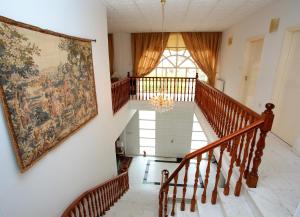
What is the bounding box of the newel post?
[246,103,275,188]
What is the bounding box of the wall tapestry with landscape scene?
[0,17,98,172]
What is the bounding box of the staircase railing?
[61,172,129,217]
[159,79,275,217]
[129,73,198,101]
[111,78,130,114]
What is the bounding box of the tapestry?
[0,17,98,172]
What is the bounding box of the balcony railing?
[129,74,198,102]
[111,78,130,114]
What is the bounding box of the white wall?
[125,101,194,157]
[219,0,300,113]
[0,1,135,217]
[112,33,133,78]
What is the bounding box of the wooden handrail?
[61,171,129,217]
[158,79,275,217]
[160,119,264,192]
[111,78,130,114]
[196,80,260,119]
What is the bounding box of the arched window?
[146,34,208,82]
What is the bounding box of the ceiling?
[102,0,278,33]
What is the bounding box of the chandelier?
[150,89,174,112]
[149,0,174,112]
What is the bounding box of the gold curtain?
[108,34,114,76]
[182,32,222,86]
[131,32,170,77]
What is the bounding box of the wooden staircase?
[158,80,275,217]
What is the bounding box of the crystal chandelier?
[150,89,174,112]
[149,0,174,112]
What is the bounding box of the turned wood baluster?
[244,128,258,179]
[171,174,178,216]
[247,103,275,188]
[220,96,227,137]
[97,189,103,216]
[236,113,249,166]
[230,106,243,155]
[234,130,254,196]
[86,196,92,217]
[92,192,97,216]
[90,192,96,216]
[79,201,85,217]
[201,150,213,203]
[163,170,169,217]
[224,135,241,195]
[211,143,226,204]
[80,200,87,217]
[180,160,190,211]
[191,155,202,212]
[227,104,236,151]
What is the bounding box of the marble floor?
[106,156,219,217]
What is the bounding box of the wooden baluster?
[211,144,226,204]
[180,78,183,101]
[109,182,113,206]
[79,201,85,217]
[201,150,213,203]
[90,193,97,217]
[235,130,254,196]
[171,174,178,216]
[236,114,249,166]
[81,200,87,217]
[229,107,239,153]
[187,78,190,101]
[244,128,257,179]
[104,186,109,211]
[176,78,179,101]
[164,171,169,217]
[191,155,202,211]
[247,103,275,188]
[159,190,164,217]
[97,189,103,216]
[224,136,240,195]
[86,196,93,217]
[92,191,99,216]
[180,160,190,211]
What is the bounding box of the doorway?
[272,29,300,154]
[241,38,264,108]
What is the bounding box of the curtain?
[131,32,170,77]
[182,32,222,86]
[108,34,114,76]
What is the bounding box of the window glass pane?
[140,129,155,138]
[139,120,155,129]
[180,59,196,68]
[177,68,186,77]
[192,132,207,141]
[177,56,187,66]
[139,110,156,120]
[193,122,203,131]
[187,69,197,78]
[158,58,174,67]
[140,147,155,155]
[140,138,155,147]
[191,141,208,150]
[169,49,177,55]
[177,49,186,56]
[156,68,163,77]
[166,68,176,77]
[147,70,156,77]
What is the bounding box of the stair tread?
[175,203,199,217]
[197,198,224,217]
[218,191,255,217]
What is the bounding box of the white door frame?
[271,26,300,137]
[239,35,264,105]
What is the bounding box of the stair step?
[218,190,255,217]
[175,203,199,217]
[197,198,224,217]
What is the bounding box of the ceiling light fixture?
[149,0,174,113]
